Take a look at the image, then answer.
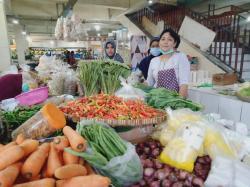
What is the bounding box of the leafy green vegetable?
[0,105,42,143]
[239,87,250,97]
[137,86,203,111]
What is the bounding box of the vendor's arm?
[178,53,190,98]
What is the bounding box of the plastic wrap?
[115,77,145,100]
[55,16,64,40]
[159,122,205,172]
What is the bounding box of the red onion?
[144,147,151,154]
[178,170,188,180]
[204,155,211,163]
[139,179,146,186]
[149,181,160,187]
[194,163,203,173]
[161,179,172,187]
[196,157,206,164]
[130,185,140,187]
[149,142,157,150]
[184,179,192,186]
[140,154,147,160]
[168,172,178,183]
[172,182,184,187]
[152,148,160,157]
[154,159,163,169]
[192,177,204,187]
[144,159,154,168]
[144,176,154,184]
[144,167,155,177]
[154,169,167,180]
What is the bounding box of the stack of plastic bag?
[55,16,64,40]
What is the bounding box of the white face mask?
[160,48,174,55]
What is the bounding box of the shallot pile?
[130,140,211,187]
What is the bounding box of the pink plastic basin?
[15,86,49,106]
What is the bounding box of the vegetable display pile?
[66,123,143,187]
[131,139,211,187]
[0,105,42,143]
[144,87,203,111]
[66,124,127,166]
[0,126,111,187]
[78,60,130,96]
[60,94,165,120]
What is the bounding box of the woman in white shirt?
[147,28,190,98]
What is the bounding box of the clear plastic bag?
[115,77,145,100]
[205,156,234,187]
[78,120,143,187]
[98,142,142,187]
[205,156,250,187]
[159,122,205,172]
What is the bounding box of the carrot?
[0,145,24,170]
[78,158,85,165]
[0,141,16,153]
[13,178,55,187]
[59,175,111,187]
[21,143,50,179]
[0,144,3,151]
[63,126,86,152]
[46,143,62,177]
[16,134,26,145]
[56,180,66,187]
[63,149,79,165]
[19,139,39,157]
[84,162,96,175]
[29,174,41,181]
[53,136,69,151]
[54,164,87,179]
[41,162,48,178]
[0,162,22,187]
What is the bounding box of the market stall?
[0,59,250,187]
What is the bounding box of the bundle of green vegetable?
[78,60,131,96]
[135,85,203,111]
[0,105,42,143]
[65,122,142,186]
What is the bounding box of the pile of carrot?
[0,126,111,187]
[60,93,165,120]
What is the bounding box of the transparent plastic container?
[12,103,66,139]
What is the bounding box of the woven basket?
[65,111,167,127]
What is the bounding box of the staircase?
[126,4,250,81]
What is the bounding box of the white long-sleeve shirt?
[146,52,190,87]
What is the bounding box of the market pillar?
[14,25,28,65]
[0,0,11,71]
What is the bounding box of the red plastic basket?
[15,86,49,106]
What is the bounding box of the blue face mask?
[160,49,174,55]
[150,47,161,56]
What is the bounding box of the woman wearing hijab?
[104,39,124,63]
[147,28,190,98]
[138,37,160,79]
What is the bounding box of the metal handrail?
[126,5,250,79]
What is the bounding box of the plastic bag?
[0,98,19,111]
[159,122,205,172]
[55,16,64,40]
[0,65,18,76]
[63,71,77,96]
[203,122,236,160]
[78,120,142,187]
[48,73,65,96]
[205,156,250,187]
[115,77,145,100]
[205,156,234,187]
